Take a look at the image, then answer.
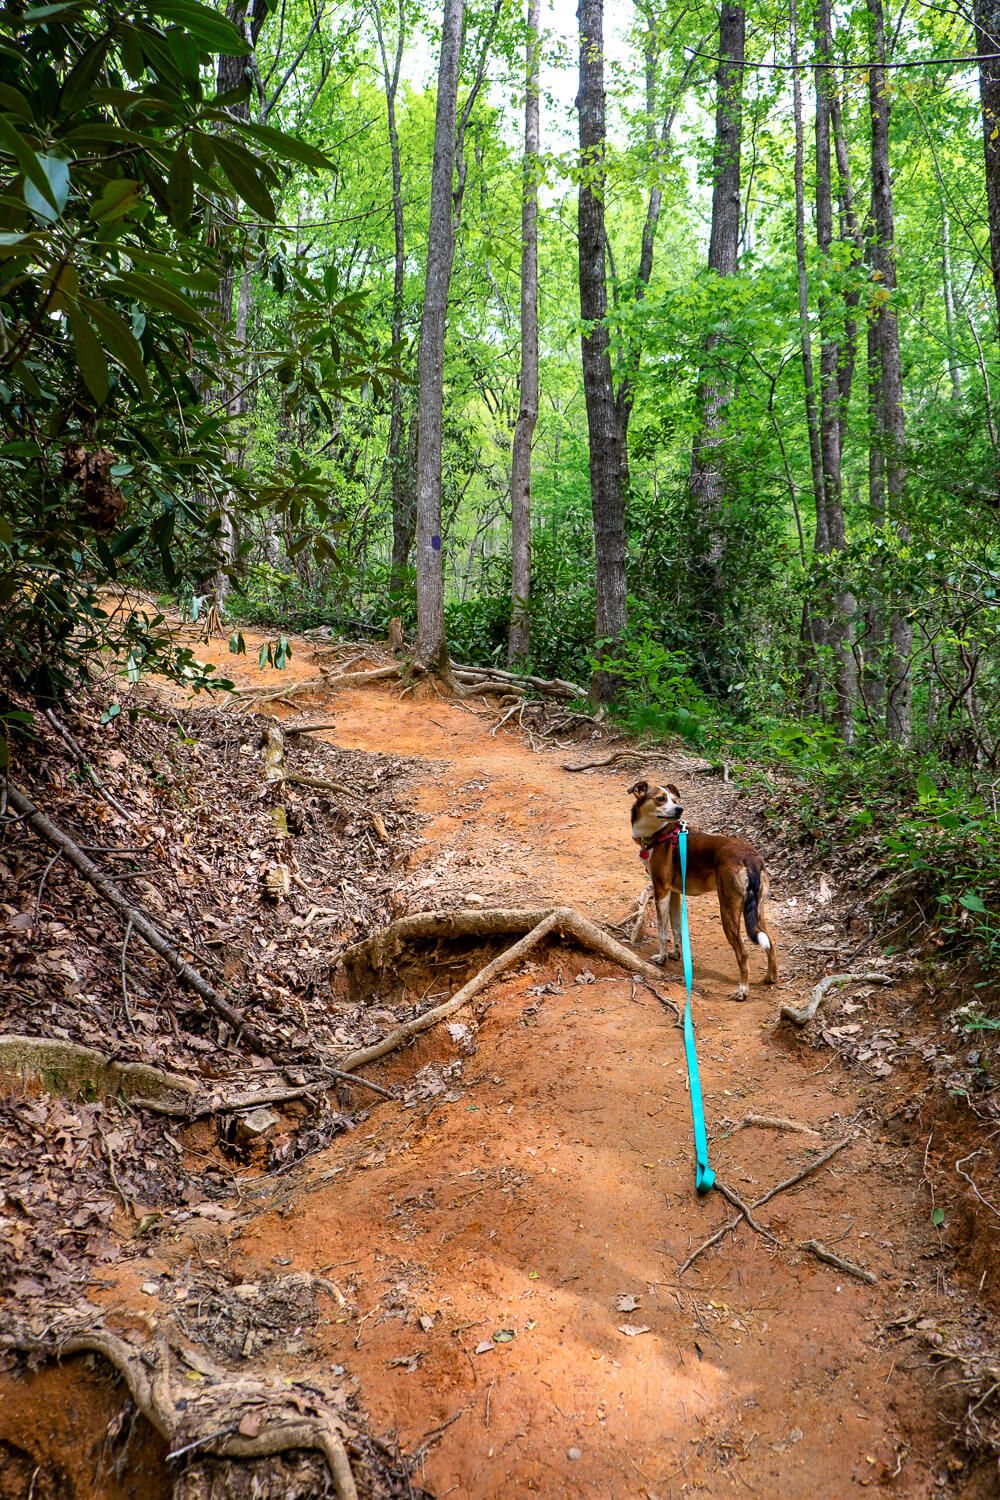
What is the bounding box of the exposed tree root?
[235,675,332,705]
[335,904,681,1073]
[5,785,271,1056]
[0,1034,197,1106]
[3,1318,358,1499]
[678,1137,853,1275]
[800,1238,877,1284]
[563,749,673,773]
[724,1114,821,1136]
[132,1069,396,1118]
[780,970,892,1026]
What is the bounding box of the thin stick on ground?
[5,785,271,1056]
[678,1137,853,1275]
[780,971,892,1026]
[799,1238,877,1284]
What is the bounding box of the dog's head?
[628,779,683,841]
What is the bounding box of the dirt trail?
[100,638,980,1496]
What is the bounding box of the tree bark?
[373,0,413,599]
[976,0,1000,338]
[577,0,626,701]
[508,0,540,665]
[688,2,744,684]
[868,0,911,743]
[940,207,962,400]
[814,0,856,740]
[413,0,465,671]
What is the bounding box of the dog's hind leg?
[720,891,750,999]
[757,887,779,985]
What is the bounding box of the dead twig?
[678,1138,853,1275]
[780,971,892,1026]
[5,785,271,1055]
[799,1238,877,1284]
[43,706,139,823]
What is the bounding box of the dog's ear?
[667,783,682,800]
[627,779,648,799]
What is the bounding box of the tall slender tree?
[975,0,1000,338]
[372,0,414,599]
[688,1,745,681]
[868,0,912,742]
[814,0,856,739]
[577,0,626,700]
[508,0,540,665]
[413,0,465,671]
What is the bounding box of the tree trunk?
[868,0,911,743]
[976,0,1000,338]
[688,2,744,685]
[508,0,540,665]
[941,206,962,400]
[577,0,626,701]
[814,0,856,740]
[413,0,465,672]
[373,0,412,599]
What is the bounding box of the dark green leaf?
[0,116,59,210]
[107,271,207,328]
[79,296,151,394]
[68,307,109,403]
[148,1,250,54]
[212,135,276,220]
[236,121,334,171]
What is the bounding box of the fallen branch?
[5,785,271,1056]
[43,707,138,823]
[780,971,892,1026]
[5,1320,358,1500]
[800,1238,877,1284]
[286,771,355,796]
[678,1137,853,1275]
[336,905,682,1074]
[281,720,339,736]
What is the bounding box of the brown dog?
[629,779,778,999]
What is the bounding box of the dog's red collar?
[638,824,680,861]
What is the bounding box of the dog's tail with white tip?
[743,862,771,949]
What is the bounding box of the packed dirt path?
[110,634,982,1497]
[163,638,967,1500]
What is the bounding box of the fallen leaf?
[618,1323,651,1337]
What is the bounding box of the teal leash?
[678,828,715,1194]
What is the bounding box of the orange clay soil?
[68,630,991,1496]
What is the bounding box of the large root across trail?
[334,903,681,1075]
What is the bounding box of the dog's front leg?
[654,891,680,964]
